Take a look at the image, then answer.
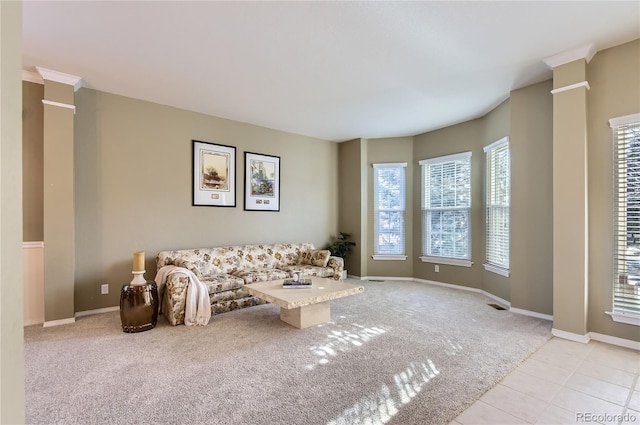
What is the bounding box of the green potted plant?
[327,232,356,279]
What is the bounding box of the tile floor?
[451,337,640,425]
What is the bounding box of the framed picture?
[244,152,280,211]
[192,140,236,207]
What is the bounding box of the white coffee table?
[244,277,364,329]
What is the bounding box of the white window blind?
[611,116,640,323]
[420,152,472,262]
[373,163,406,256]
[484,138,510,275]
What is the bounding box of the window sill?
[419,256,473,267]
[606,311,640,326]
[483,263,510,277]
[372,255,407,261]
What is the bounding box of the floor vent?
[368,279,385,282]
[488,303,507,310]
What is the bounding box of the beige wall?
[510,80,554,315]
[587,39,640,341]
[482,100,511,301]
[73,88,338,312]
[1,0,26,422]
[366,137,414,278]
[411,100,513,299]
[23,81,44,241]
[413,119,485,289]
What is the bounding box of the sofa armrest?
[172,259,203,279]
[161,272,190,325]
[327,256,344,280]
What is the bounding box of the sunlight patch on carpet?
[445,338,464,356]
[326,361,440,425]
[305,323,387,370]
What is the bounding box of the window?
[373,163,407,259]
[610,113,640,326]
[419,152,472,267]
[484,137,510,277]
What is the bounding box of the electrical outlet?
[435,265,439,272]
[101,284,109,295]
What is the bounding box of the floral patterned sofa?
[156,243,344,325]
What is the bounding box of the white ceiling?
[22,1,640,142]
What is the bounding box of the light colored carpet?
[25,279,551,425]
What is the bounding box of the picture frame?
[192,140,236,207]
[244,151,280,212]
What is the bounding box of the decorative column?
[1,1,26,422]
[544,44,595,341]
[337,138,368,278]
[37,67,82,326]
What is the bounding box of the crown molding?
[35,66,83,92]
[22,69,44,85]
[543,43,596,69]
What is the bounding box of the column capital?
[36,66,83,92]
[543,43,596,69]
[550,81,590,95]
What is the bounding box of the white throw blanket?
[155,265,211,326]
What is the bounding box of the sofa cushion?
[201,273,245,294]
[237,245,276,269]
[211,297,266,316]
[230,268,290,284]
[205,246,243,275]
[270,243,313,268]
[209,287,253,304]
[298,249,331,267]
[279,264,335,279]
[298,250,313,265]
[311,250,331,267]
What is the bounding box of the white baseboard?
[413,277,482,293]
[551,328,640,350]
[75,306,119,318]
[510,307,553,321]
[589,332,640,351]
[361,276,413,281]
[413,277,511,308]
[38,306,120,328]
[43,317,76,327]
[483,291,511,309]
[38,307,120,327]
[551,328,591,344]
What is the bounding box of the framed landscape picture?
[192,140,236,207]
[244,152,280,211]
